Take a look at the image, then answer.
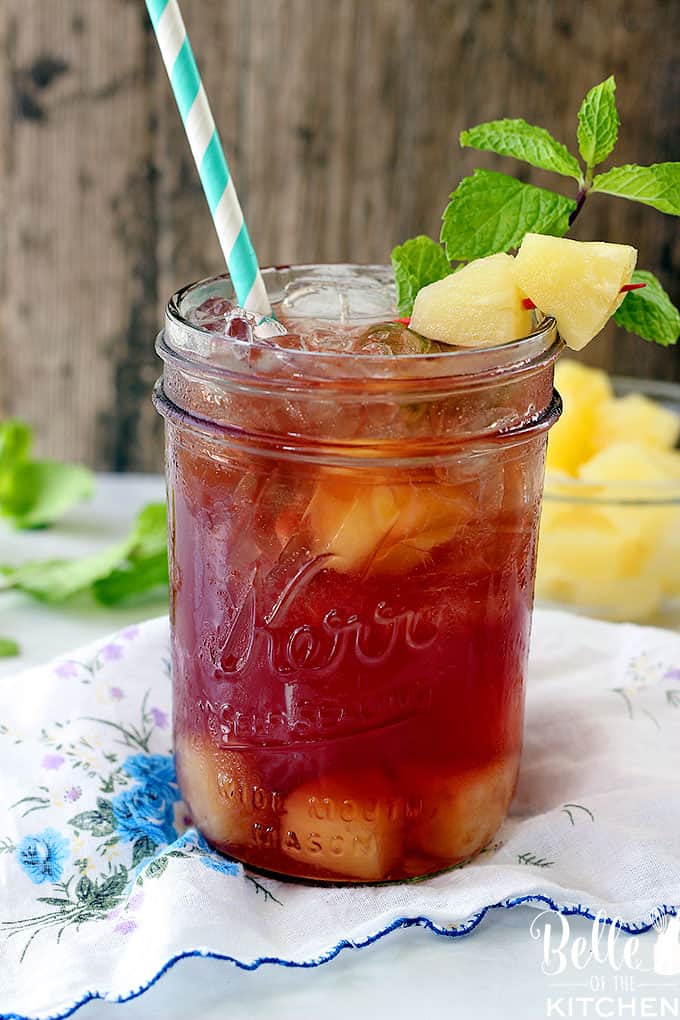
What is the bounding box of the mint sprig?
[441,170,574,262]
[592,164,680,215]
[391,75,679,346]
[577,76,619,173]
[391,236,451,315]
[0,419,94,529]
[461,119,581,181]
[0,502,168,604]
[614,271,680,347]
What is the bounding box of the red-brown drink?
[154,265,561,882]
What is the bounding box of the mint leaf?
[440,170,575,261]
[460,119,581,181]
[591,163,680,215]
[0,502,169,604]
[1,460,94,529]
[0,637,20,658]
[93,552,169,606]
[391,236,451,315]
[577,76,619,169]
[0,421,32,476]
[614,270,680,347]
[0,418,94,530]
[0,541,131,602]
[127,502,167,559]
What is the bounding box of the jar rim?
[162,264,561,393]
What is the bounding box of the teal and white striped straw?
[145,0,271,317]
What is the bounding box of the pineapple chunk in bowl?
[536,370,680,628]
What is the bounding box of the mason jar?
[153,264,561,882]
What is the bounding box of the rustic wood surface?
[0,0,678,471]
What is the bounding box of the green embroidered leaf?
[592,163,680,215]
[36,897,74,907]
[391,235,452,315]
[614,270,680,346]
[96,797,116,821]
[440,170,575,261]
[97,868,128,899]
[76,876,94,902]
[577,76,619,168]
[132,835,157,868]
[460,118,581,180]
[68,809,115,837]
[146,856,169,879]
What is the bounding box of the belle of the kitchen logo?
[530,909,680,1018]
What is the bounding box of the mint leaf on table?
[0,637,20,658]
[440,170,575,261]
[591,163,680,215]
[0,419,95,529]
[0,542,131,603]
[0,420,32,475]
[614,270,680,346]
[391,235,452,315]
[1,461,94,529]
[0,502,168,605]
[577,75,619,170]
[460,119,582,181]
[93,552,169,606]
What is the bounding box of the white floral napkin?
[1,610,679,1020]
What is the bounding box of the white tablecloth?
[1,475,670,1020]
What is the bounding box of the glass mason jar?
[153,265,561,883]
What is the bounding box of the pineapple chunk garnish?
[547,360,613,475]
[515,233,637,351]
[408,757,518,862]
[410,253,533,347]
[281,770,403,881]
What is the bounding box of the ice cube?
[298,327,353,353]
[224,312,253,343]
[358,322,435,355]
[253,316,290,341]
[281,267,396,324]
[189,296,233,333]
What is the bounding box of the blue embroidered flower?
[17,828,69,885]
[169,828,241,876]
[122,754,178,802]
[112,785,177,847]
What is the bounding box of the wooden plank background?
[0,0,678,471]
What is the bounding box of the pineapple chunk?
[515,234,637,351]
[410,253,533,348]
[175,736,270,847]
[548,361,613,475]
[306,475,472,575]
[537,567,663,622]
[592,393,680,453]
[281,770,403,881]
[538,504,649,580]
[408,758,518,862]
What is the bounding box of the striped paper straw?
[146,0,271,317]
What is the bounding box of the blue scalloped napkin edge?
[3,894,677,1020]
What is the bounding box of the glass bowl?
[536,376,680,629]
